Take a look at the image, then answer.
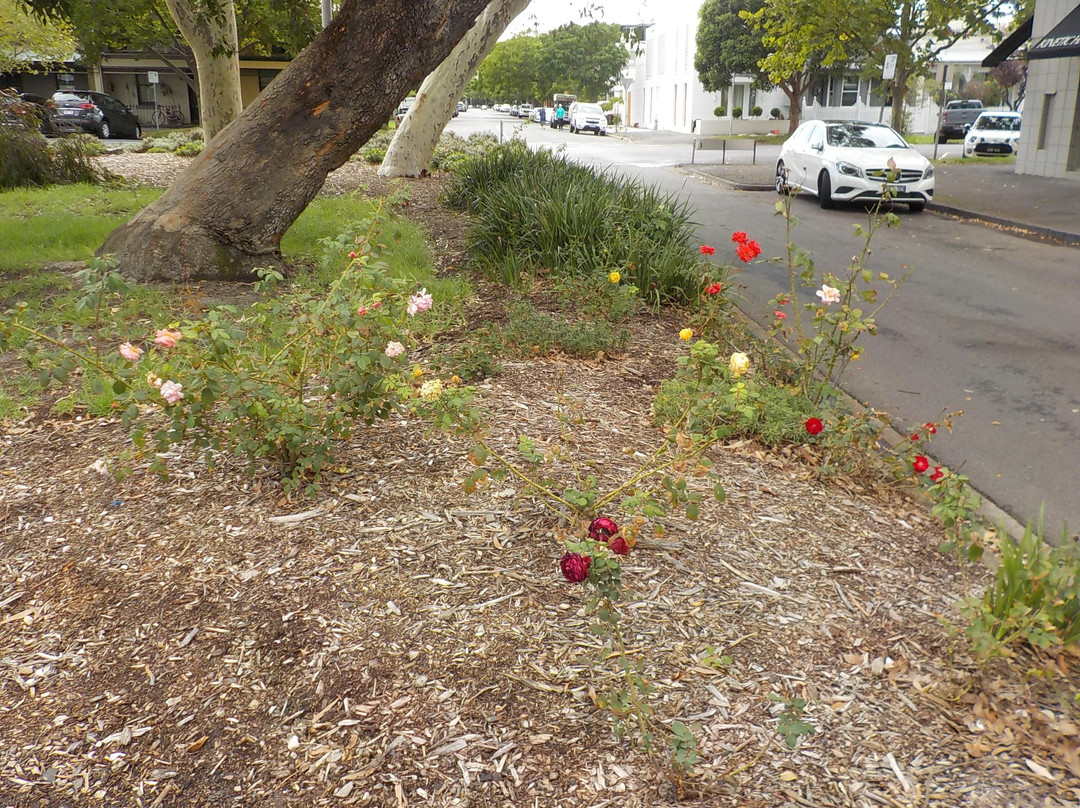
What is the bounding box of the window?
[841,76,859,106]
[136,75,155,105]
[258,70,278,91]
[1037,92,1055,150]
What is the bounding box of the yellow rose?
[412,366,424,378]
[420,378,443,399]
[608,271,621,284]
[729,352,750,378]
[679,328,693,341]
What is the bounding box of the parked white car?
[963,110,1021,158]
[568,102,607,135]
[775,120,934,212]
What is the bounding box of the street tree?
[746,0,1012,133]
[22,0,319,138]
[468,33,539,101]
[1,0,76,73]
[380,0,532,178]
[990,59,1026,110]
[694,0,769,93]
[536,22,628,100]
[96,0,493,283]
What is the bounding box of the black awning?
[983,15,1033,67]
[1030,3,1080,60]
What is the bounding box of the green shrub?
[67,133,108,156]
[732,106,743,119]
[173,141,204,157]
[126,128,202,153]
[750,105,763,118]
[770,107,783,120]
[145,146,170,154]
[358,129,394,164]
[0,123,108,191]
[502,301,631,358]
[964,517,1080,656]
[713,105,726,117]
[443,141,701,306]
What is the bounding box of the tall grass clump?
[0,96,109,191]
[444,141,700,306]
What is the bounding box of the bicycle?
[151,104,183,128]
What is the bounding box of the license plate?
[984,145,1006,153]
[61,110,77,115]
[886,184,907,194]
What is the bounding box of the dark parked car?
[1,90,59,136]
[50,90,142,139]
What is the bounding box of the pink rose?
[159,380,184,404]
[384,341,405,358]
[560,552,591,583]
[407,288,433,317]
[154,329,182,349]
[118,342,142,361]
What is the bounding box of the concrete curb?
[927,202,1080,248]
[681,165,774,192]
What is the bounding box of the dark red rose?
[913,455,930,473]
[588,517,619,542]
[930,466,944,482]
[608,536,630,556]
[924,422,938,434]
[804,417,824,435]
[560,552,591,583]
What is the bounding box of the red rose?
[700,244,716,256]
[804,417,824,435]
[560,552,591,583]
[731,231,748,245]
[929,466,944,482]
[737,242,759,263]
[909,433,919,442]
[913,455,930,473]
[608,536,630,556]
[588,517,619,541]
[705,283,722,296]
[924,422,938,434]
[773,310,786,320]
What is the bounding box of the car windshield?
[53,92,93,103]
[826,123,907,149]
[577,104,604,115]
[973,115,1021,131]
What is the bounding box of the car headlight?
[922,164,934,180]
[836,161,864,178]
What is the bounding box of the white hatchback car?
[963,110,1021,158]
[776,120,935,212]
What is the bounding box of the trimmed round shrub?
[770,107,783,120]
[751,105,763,118]
[732,106,743,119]
[713,105,726,117]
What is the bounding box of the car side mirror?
[811,141,823,151]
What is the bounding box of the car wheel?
[818,171,834,209]
[937,133,948,144]
[775,161,788,195]
[595,129,601,135]
[134,123,142,139]
[908,201,925,213]
[99,120,111,139]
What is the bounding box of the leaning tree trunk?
[379,0,531,178]
[164,0,242,140]
[99,0,492,283]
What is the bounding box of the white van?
[568,102,607,135]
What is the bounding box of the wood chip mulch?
[1,156,1078,808]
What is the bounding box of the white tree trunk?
[164,0,243,141]
[378,0,531,178]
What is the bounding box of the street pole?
[321,0,333,27]
[933,64,947,160]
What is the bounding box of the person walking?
[554,104,566,130]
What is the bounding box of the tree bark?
[379,0,531,178]
[99,0,492,283]
[164,0,243,140]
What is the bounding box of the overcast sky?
[504,0,703,37]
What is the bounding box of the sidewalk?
[684,159,1080,247]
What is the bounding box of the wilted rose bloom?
[731,231,748,245]
[588,517,619,541]
[924,422,938,434]
[146,372,163,388]
[89,458,109,476]
[700,244,716,256]
[159,380,184,404]
[705,283,722,296]
[608,271,621,284]
[407,288,433,316]
[154,329,182,349]
[420,378,443,399]
[348,251,357,259]
[930,466,945,482]
[384,341,405,358]
[608,536,630,556]
[118,342,142,361]
[559,552,591,583]
[729,352,750,378]
[357,305,367,316]
[805,417,824,435]
[773,310,787,320]
[679,328,693,341]
[913,455,930,473]
[816,285,841,305]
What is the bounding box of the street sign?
[148,71,159,84]
[882,54,897,80]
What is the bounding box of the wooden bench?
[691,137,757,165]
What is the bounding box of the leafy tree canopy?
[694,0,769,91]
[1,0,77,72]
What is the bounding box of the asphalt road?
[446,111,1080,538]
